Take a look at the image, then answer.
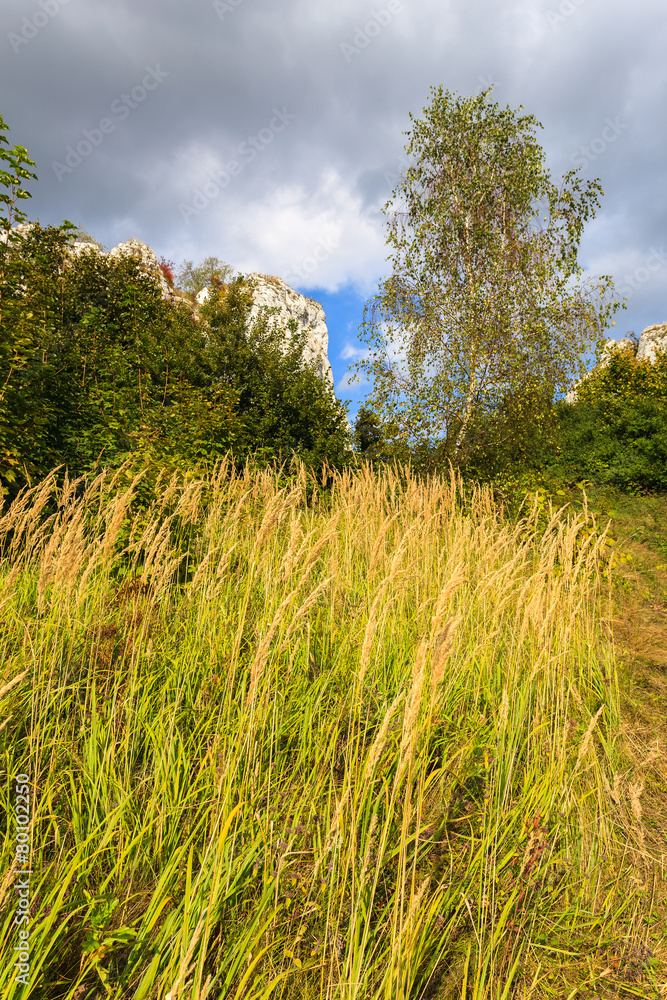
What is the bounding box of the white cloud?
[340,342,367,361]
[1,0,665,411]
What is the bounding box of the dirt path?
[596,491,667,994]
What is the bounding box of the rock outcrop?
[2,225,348,429]
[636,323,667,364]
[71,239,337,393]
[2,226,175,301]
[0,221,33,244]
[68,235,174,298]
[198,273,334,388]
[564,324,667,403]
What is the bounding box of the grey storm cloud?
[1,0,666,407]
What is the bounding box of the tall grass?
[0,457,650,998]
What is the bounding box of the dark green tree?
[199,278,354,477]
[0,115,77,486]
[0,114,354,503]
[352,403,414,471]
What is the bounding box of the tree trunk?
[453,373,477,458]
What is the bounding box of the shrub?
[0,223,355,507]
[546,343,667,493]
[157,255,176,286]
[199,279,354,480]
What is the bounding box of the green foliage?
[0,117,78,488]
[543,342,667,493]
[352,403,412,470]
[576,338,667,410]
[0,117,355,501]
[0,225,78,486]
[445,340,667,496]
[0,117,69,483]
[0,112,38,232]
[456,374,563,479]
[1,239,354,503]
[175,255,235,297]
[51,241,234,474]
[451,341,667,497]
[352,385,562,487]
[348,86,623,469]
[0,224,232,500]
[1,236,352,509]
[550,400,667,495]
[199,279,354,478]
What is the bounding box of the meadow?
[0,456,660,999]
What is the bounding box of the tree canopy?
[348,86,624,474]
[176,256,235,298]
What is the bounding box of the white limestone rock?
[67,239,103,257]
[0,221,34,244]
[198,274,352,437]
[637,322,667,364]
[3,226,172,297]
[197,273,334,387]
[93,243,340,402]
[108,237,171,297]
[564,322,667,402]
[247,273,334,388]
[3,224,349,433]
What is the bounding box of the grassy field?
[573,483,667,998]
[0,457,664,999]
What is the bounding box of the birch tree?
[348,86,624,467]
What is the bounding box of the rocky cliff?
[3,225,340,403]
[75,238,338,395]
[197,274,333,388]
[636,323,667,364]
[564,323,667,403]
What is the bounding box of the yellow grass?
[0,455,658,998]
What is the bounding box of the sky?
[2,0,666,431]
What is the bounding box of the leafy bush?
[157,255,176,286]
[352,404,413,471]
[176,255,235,298]
[547,344,667,493]
[199,280,354,479]
[0,114,76,485]
[0,234,356,505]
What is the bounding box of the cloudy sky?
[2,0,666,427]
